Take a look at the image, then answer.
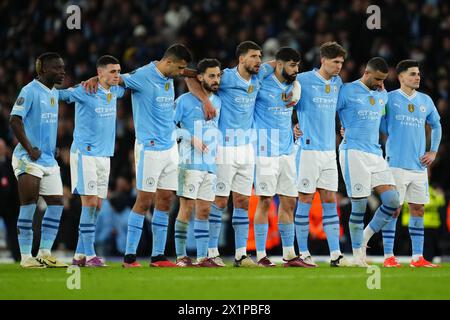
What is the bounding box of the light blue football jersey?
[337,80,388,156]
[174,92,221,174]
[253,74,295,157]
[382,89,441,171]
[10,79,60,167]
[295,69,343,151]
[59,84,125,157]
[121,62,175,151]
[217,64,272,146]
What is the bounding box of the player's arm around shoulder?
[58,84,86,104]
[184,73,216,120]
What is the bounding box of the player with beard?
[338,57,400,267]
[252,47,311,267]
[173,58,223,267]
[185,42,299,266]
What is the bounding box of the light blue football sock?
[151,209,169,257]
[409,216,424,257]
[382,217,397,256]
[208,204,226,250]
[294,202,311,253]
[322,202,341,253]
[17,204,37,255]
[349,198,367,249]
[125,210,144,255]
[232,207,249,251]
[39,205,64,251]
[175,219,189,258]
[194,219,209,260]
[79,206,96,256]
[254,223,269,256]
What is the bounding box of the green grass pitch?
[1,262,449,300]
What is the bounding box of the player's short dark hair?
[163,43,192,63]
[275,47,300,62]
[396,59,420,74]
[320,42,347,59]
[197,58,221,74]
[235,41,262,58]
[97,55,120,68]
[367,57,389,73]
[36,52,61,74]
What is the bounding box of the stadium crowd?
[0,0,449,261]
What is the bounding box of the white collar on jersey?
[313,68,331,84]
[35,79,54,93]
[234,67,252,86]
[357,79,373,92]
[98,83,111,94]
[397,88,417,100]
[152,61,170,81]
[271,74,288,90]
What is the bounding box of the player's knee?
[283,198,297,213]
[155,191,174,212]
[258,197,272,210]
[233,196,249,210]
[82,196,98,207]
[298,193,313,204]
[44,195,64,206]
[195,208,209,220]
[214,197,228,209]
[134,196,152,213]
[410,204,424,217]
[380,189,400,211]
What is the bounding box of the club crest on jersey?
[165,83,170,91]
[408,104,415,113]
[16,97,25,106]
[420,105,426,112]
[247,85,254,94]
[325,84,331,93]
[281,92,289,102]
[107,93,112,103]
[50,97,55,106]
[369,96,375,105]
[334,85,338,93]
[379,99,384,105]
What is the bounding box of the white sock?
[21,254,32,261]
[384,253,394,259]
[235,247,247,260]
[208,248,219,258]
[352,247,362,257]
[300,250,311,258]
[256,250,266,262]
[38,249,51,257]
[330,250,341,261]
[362,226,375,248]
[412,254,421,262]
[282,246,296,261]
[74,253,86,260]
